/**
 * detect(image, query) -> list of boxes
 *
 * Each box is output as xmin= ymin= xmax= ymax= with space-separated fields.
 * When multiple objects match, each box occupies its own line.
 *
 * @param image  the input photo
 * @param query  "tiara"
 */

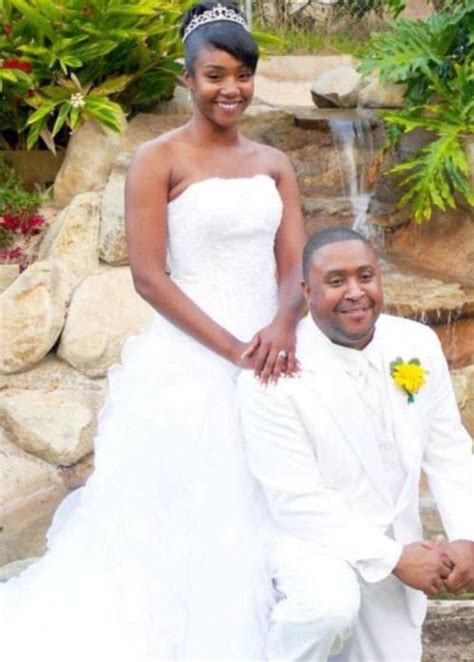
xmin=182 ymin=4 xmax=249 ymax=42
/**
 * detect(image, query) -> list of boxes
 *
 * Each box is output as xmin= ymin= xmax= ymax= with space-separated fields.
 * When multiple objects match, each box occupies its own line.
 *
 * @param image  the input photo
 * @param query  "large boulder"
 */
xmin=450 ymin=365 xmax=474 ymax=440
xmin=54 ymin=117 xmax=127 ymax=207
xmin=0 ymin=260 xmax=73 ymax=374
xmin=99 ymin=170 xmax=127 ymax=265
xmin=434 ymin=318 xmax=474 ymax=370
xmin=37 ymin=191 xmax=101 ymax=282
xmin=0 ymin=354 xmax=107 ymax=410
xmin=422 ymin=600 xmax=474 ymax=662
xmin=58 ymin=267 xmax=154 ymax=377
xmin=358 ymin=72 xmax=405 ymax=109
xmin=0 ymin=435 xmax=66 ymax=565
xmin=0 ymin=264 xmax=19 ymax=294
xmin=0 ymin=390 xmax=95 ymax=466
xmin=311 ymin=65 xmax=363 ymax=108
xmin=385 ymin=207 xmax=474 ymax=287
xmin=382 ymin=271 xmax=474 ymax=324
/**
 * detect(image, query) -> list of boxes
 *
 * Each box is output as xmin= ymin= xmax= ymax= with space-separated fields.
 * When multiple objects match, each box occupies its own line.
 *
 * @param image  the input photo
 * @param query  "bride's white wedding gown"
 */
xmin=0 ymin=175 xmax=282 ymax=661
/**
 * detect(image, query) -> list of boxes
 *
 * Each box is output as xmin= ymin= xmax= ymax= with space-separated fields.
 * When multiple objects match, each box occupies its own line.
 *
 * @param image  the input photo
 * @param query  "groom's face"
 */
xmin=303 ymin=239 xmax=383 ymax=350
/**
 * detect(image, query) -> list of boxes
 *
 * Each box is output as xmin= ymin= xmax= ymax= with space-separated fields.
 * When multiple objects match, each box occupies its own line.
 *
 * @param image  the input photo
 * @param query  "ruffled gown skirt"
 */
xmin=0 ymin=175 xmax=283 ymax=660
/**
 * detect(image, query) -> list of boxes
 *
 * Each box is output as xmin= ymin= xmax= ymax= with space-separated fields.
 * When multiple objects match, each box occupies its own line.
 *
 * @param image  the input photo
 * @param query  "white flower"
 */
xmin=70 ymin=92 xmax=85 ymax=109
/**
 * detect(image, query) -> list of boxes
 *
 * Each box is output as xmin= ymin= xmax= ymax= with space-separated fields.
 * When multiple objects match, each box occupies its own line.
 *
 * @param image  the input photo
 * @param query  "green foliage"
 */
xmin=0 ymin=156 xmax=45 ymax=263
xmin=0 ymin=0 xmax=191 ymax=151
xmin=359 ymin=1 xmax=474 ymax=222
xmin=335 ymin=0 xmax=406 ymax=20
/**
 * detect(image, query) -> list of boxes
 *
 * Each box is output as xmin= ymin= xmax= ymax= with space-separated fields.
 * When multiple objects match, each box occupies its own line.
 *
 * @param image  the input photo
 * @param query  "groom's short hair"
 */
xmin=302 ymin=228 xmax=373 ymax=280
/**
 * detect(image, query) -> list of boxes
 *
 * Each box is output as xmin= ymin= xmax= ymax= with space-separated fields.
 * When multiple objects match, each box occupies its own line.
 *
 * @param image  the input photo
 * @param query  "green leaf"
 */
xmin=90 ymin=75 xmax=133 ymax=97
xmin=51 ymin=102 xmax=70 ymax=137
xmin=26 ymin=101 xmax=55 ymax=125
xmin=26 ymin=112 xmax=48 ymax=149
xmin=11 ymin=0 xmax=55 ymax=39
xmin=59 ymin=55 xmax=83 ymax=68
xmin=0 ymin=69 xmax=19 ymax=83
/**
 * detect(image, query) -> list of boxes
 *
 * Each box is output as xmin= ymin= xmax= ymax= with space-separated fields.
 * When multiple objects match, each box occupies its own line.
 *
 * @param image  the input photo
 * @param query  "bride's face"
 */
xmin=185 ymin=45 xmax=254 ymax=127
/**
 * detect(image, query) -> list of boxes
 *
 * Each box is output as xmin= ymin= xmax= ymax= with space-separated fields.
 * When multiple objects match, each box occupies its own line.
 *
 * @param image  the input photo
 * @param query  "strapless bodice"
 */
xmin=165 ymin=174 xmax=283 ymax=338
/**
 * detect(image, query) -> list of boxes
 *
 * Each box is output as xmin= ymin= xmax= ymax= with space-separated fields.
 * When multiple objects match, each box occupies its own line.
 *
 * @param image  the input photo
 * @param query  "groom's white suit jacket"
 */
xmin=238 ymin=314 xmax=473 ymax=626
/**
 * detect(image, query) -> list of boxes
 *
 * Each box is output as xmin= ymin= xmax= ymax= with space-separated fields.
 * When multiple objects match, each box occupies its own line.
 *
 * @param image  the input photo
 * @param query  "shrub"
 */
xmin=359 ymin=0 xmax=474 ymax=222
xmin=0 ymin=0 xmax=191 ymax=152
xmin=0 ymin=157 xmax=45 ymax=265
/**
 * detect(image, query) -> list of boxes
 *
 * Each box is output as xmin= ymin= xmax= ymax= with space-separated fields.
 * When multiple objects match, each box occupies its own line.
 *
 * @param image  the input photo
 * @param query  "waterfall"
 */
xmin=328 ymin=117 xmax=376 ymax=239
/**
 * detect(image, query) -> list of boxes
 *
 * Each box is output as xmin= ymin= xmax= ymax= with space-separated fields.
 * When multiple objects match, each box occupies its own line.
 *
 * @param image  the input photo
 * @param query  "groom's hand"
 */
xmin=393 ymin=542 xmax=454 ymax=596
xmin=442 ymin=540 xmax=474 ymax=594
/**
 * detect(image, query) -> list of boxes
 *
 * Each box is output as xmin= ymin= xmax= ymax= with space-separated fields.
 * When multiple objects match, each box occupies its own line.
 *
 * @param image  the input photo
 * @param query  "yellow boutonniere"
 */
xmin=390 ymin=357 xmax=427 ymax=404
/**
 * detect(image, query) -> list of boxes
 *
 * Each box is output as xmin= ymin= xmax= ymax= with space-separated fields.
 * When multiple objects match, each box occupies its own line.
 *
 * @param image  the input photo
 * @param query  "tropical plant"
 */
xmin=0 ymin=0 xmax=191 ymax=152
xmin=359 ymin=0 xmax=474 ymax=222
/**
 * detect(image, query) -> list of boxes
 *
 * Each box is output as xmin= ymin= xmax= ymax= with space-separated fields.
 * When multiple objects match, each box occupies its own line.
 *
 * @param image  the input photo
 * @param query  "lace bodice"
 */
xmin=166 ymin=175 xmax=282 ymax=338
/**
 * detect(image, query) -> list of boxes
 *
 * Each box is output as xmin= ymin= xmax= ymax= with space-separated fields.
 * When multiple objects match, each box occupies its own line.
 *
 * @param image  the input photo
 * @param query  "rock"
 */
xmin=434 ymin=318 xmax=474 ymax=370
xmin=311 ymin=65 xmax=363 ymax=108
xmin=123 ymin=113 xmax=189 ymax=156
xmin=450 ymin=365 xmax=474 ymax=440
xmin=0 ymin=435 xmax=67 ymax=565
xmin=0 ymin=354 xmax=107 ymax=410
xmin=0 ymin=556 xmax=39 ymax=582
xmin=0 ymin=260 xmax=73 ymax=374
xmin=0 ymin=264 xmax=20 ymax=293
xmin=382 ymin=269 xmax=474 ymax=324
xmin=422 ymin=600 xmax=474 ymax=661
xmin=385 ymin=207 xmax=474 ymax=288
xmin=58 ymin=267 xmax=154 ymax=377
xmin=0 ymin=390 xmax=95 ymax=466
xmin=302 ymin=196 xmax=355 ymax=236
xmin=54 ymin=116 xmax=127 ymax=207
xmin=358 ymin=72 xmax=405 ymax=108
xmin=99 ymin=170 xmax=127 ymax=265
xmin=37 ymin=192 xmax=101 ymax=281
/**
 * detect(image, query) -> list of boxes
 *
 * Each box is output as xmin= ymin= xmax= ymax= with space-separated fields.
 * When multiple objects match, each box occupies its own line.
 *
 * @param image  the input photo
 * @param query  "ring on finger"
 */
xmin=277 ymin=350 xmax=288 ymax=360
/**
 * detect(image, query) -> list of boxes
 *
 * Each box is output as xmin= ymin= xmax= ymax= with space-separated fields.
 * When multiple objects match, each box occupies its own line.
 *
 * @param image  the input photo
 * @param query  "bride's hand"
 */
xmin=241 ymin=318 xmax=298 ymax=385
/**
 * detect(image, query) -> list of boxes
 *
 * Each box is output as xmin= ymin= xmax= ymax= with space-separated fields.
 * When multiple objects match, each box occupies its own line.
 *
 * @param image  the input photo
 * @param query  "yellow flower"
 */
xmin=390 ymin=357 xmax=427 ymax=404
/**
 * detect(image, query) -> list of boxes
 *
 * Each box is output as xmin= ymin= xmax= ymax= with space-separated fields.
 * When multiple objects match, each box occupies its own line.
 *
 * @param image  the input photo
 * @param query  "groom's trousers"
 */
xmin=267 ymin=542 xmax=422 ymax=662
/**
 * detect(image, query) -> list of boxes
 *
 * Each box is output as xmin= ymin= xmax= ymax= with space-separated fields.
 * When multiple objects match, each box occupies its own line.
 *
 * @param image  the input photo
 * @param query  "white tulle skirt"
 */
xmin=0 ymin=313 xmax=274 ymax=661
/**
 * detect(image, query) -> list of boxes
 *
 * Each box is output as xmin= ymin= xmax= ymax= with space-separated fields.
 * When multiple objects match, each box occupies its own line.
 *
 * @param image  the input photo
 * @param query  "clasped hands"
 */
xmin=393 ymin=538 xmax=474 ymax=597
xmin=233 ymin=316 xmax=299 ymax=384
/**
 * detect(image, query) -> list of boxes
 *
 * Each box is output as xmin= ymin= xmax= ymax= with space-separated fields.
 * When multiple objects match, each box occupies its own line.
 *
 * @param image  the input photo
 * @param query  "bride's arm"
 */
xmin=125 ymin=140 xmax=251 ymax=367
xmin=245 ymin=151 xmax=307 ymax=384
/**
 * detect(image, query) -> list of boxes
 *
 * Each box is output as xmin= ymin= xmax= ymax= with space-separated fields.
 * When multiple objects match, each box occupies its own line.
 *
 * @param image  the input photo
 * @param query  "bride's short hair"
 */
xmin=180 ymin=1 xmax=259 ymax=74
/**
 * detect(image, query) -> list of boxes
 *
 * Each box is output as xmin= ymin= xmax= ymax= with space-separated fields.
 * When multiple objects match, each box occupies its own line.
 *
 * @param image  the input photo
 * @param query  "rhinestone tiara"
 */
xmin=182 ymin=4 xmax=249 ymax=42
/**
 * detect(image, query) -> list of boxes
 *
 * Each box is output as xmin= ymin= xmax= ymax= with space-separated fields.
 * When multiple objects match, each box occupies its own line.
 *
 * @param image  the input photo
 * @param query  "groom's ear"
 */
xmin=301 ymin=280 xmax=310 ymax=303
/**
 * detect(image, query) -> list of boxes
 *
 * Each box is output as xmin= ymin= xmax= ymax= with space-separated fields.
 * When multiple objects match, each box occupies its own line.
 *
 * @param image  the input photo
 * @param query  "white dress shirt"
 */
xmin=331 ymin=334 xmax=407 ymax=506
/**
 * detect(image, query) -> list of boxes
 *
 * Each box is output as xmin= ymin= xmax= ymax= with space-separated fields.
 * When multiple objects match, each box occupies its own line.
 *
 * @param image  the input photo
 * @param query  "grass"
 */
xmin=257 ymin=22 xmax=368 ymax=58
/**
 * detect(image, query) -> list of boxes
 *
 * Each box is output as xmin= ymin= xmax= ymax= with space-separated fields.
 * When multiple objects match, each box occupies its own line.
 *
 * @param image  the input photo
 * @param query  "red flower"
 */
xmin=4 ymin=24 xmax=13 ymax=38
xmin=0 ymin=246 xmax=23 ymax=262
xmin=2 ymin=59 xmax=33 ymax=74
xmin=0 ymin=214 xmax=22 ymax=232
xmin=20 ymin=213 xmax=45 ymax=235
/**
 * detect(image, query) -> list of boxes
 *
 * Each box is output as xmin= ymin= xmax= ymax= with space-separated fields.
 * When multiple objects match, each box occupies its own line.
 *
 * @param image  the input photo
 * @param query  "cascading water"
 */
xmin=328 ymin=117 xmax=376 ymax=239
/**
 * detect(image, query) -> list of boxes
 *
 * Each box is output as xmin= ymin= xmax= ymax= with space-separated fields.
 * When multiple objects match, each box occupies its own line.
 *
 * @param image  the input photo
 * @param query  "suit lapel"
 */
xmin=296 ymin=316 xmax=393 ymax=506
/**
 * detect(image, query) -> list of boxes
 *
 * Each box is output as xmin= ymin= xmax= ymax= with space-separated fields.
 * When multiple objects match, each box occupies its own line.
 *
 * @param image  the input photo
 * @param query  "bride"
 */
xmin=0 ymin=2 xmax=306 ymax=659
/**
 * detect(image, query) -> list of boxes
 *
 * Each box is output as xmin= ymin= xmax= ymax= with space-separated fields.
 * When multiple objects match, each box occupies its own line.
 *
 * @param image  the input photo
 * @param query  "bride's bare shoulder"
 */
xmin=127 ymin=126 xmax=192 ymax=183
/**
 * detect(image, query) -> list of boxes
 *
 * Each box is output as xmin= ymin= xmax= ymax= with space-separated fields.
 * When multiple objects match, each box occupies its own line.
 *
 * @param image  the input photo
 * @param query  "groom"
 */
xmin=238 ymin=228 xmax=473 ymax=661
